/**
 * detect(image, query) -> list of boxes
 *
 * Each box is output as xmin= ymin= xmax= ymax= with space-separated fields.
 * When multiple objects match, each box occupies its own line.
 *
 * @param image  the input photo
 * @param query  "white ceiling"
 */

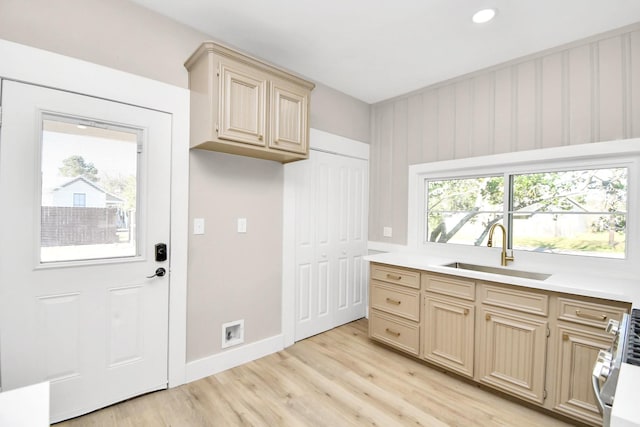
xmin=131 ymin=0 xmax=640 ymax=104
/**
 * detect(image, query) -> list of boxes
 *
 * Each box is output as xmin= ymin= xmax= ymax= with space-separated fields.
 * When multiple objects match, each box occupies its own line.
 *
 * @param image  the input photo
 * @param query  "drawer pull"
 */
xmin=485 ymin=313 xmax=491 ymax=321
xmin=385 ymin=328 xmax=401 ymax=337
xmin=563 ymin=333 xmax=569 ymax=341
xmin=463 ymin=308 xmax=469 ymax=315
xmin=575 ymin=309 xmax=607 ymax=321
xmin=385 ymin=297 xmax=401 ymax=305
xmin=386 ymin=273 xmax=402 ymax=280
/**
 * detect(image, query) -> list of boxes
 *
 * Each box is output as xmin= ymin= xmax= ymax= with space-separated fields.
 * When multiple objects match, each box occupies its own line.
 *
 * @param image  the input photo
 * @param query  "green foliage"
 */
xmin=101 ymin=174 xmax=137 ymax=211
xmin=59 ymin=155 xmax=99 ymax=182
xmin=426 ymin=168 xmax=628 ymax=254
xmin=515 ymin=234 xmax=625 ymax=254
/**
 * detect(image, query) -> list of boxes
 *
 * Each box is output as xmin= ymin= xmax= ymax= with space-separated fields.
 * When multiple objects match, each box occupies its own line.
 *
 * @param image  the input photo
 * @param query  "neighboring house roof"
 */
xmin=53 ymin=176 xmax=125 ymax=204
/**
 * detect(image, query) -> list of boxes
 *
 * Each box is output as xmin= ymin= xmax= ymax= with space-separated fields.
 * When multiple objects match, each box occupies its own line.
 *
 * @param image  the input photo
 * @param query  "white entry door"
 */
xmin=290 ymin=149 xmax=368 ymax=341
xmin=0 ymin=80 xmax=171 ymax=423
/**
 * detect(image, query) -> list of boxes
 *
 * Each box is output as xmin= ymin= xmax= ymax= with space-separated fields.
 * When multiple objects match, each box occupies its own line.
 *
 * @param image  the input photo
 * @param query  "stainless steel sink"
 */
xmin=441 ymin=262 xmax=551 ymax=281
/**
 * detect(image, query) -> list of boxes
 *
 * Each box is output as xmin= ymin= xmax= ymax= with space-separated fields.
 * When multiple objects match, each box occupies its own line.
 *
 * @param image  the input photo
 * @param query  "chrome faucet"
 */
xmin=487 ymin=223 xmax=514 ymax=266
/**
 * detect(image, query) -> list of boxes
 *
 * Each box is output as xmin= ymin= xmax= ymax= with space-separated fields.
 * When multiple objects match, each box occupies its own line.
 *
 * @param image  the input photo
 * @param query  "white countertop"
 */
xmin=612 ymin=363 xmax=640 ymax=427
xmin=364 ymin=252 xmax=640 ymax=307
xmin=0 ymin=382 xmax=49 ymax=427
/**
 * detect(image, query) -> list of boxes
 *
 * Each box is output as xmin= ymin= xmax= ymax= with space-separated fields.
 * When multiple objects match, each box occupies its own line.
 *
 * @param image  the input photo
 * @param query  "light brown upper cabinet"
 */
xmin=185 ymin=42 xmax=314 ymax=163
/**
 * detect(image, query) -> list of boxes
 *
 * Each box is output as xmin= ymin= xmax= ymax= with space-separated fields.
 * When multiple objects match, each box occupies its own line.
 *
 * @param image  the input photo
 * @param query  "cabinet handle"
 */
xmin=463 ymin=308 xmax=469 ymax=315
xmin=485 ymin=313 xmax=491 ymax=321
xmin=385 ymin=297 xmax=401 ymax=305
xmin=575 ymin=309 xmax=607 ymax=321
xmin=562 ymin=333 xmax=569 ymax=341
xmin=385 ymin=328 xmax=401 ymax=337
xmin=386 ymin=274 xmax=402 ymax=280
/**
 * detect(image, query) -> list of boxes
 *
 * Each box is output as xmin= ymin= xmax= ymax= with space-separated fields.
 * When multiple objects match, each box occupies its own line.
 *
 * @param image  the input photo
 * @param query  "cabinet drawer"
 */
xmin=369 ymin=309 xmax=419 ymax=356
xmin=371 ymin=263 xmax=420 ymax=289
xmin=422 ymin=273 xmax=475 ymax=301
xmin=480 ymin=283 xmax=548 ymax=316
xmin=557 ymin=297 xmax=628 ymax=329
xmin=371 ymin=281 xmax=420 ymax=321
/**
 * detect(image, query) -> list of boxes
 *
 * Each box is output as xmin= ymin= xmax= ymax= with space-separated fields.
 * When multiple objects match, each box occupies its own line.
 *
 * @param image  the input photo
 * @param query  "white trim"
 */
xmin=407 ymin=138 xmax=640 ymax=279
xmin=282 ymin=165 xmax=297 ymax=348
xmin=0 ymin=39 xmax=189 ymax=387
xmin=185 ymin=334 xmax=283 ymax=383
xmin=282 ymin=128 xmax=370 ymax=348
xmin=310 ymin=128 xmax=370 ymax=160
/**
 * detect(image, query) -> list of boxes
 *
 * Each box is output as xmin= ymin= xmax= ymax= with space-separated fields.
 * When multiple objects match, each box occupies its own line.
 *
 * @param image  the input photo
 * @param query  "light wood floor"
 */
xmin=57 ymin=319 xmax=576 ymax=427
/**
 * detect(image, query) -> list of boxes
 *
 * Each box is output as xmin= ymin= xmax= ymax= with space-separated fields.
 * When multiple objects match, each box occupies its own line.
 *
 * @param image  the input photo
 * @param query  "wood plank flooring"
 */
xmin=56 ymin=319 xmax=575 ymax=426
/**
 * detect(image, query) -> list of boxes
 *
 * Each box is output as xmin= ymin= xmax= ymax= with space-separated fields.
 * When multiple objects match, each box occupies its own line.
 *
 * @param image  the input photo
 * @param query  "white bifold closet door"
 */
xmin=291 ymin=149 xmax=368 ymax=341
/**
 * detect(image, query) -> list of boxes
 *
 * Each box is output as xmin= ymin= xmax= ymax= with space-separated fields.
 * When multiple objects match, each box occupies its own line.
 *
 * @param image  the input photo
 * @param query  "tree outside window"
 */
xmin=425 ymin=167 xmax=627 ymax=258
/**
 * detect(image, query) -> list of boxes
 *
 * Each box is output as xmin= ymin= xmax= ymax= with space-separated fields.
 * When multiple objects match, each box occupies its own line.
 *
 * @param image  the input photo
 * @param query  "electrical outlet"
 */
xmin=383 ymin=226 xmax=393 ymax=238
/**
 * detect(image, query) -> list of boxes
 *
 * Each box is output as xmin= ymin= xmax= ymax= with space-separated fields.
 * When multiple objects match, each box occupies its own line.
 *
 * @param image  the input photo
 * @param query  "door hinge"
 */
xmin=543 ymin=389 xmax=548 ymax=400
xmin=0 ymin=106 xmax=3 ymax=127
xmin=546 ymin=326 xmax=550 ymax=338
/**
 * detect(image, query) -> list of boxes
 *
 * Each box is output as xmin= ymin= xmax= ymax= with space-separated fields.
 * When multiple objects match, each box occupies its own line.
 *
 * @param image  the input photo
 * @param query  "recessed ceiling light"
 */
xmin=472 ymin=8 xmax=497 ymax=24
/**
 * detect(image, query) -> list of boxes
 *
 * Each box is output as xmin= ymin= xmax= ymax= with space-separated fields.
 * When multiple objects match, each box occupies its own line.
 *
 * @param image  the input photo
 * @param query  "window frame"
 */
xmin=423 ymin=165 xmax=629 ymax=258
xmin=72 ymin=192 xmax=87 ymax=207
xmin=408 ymin=140 xmax=640 ymax=275
xmin=38 ymin=112 xmax=144 ymax=266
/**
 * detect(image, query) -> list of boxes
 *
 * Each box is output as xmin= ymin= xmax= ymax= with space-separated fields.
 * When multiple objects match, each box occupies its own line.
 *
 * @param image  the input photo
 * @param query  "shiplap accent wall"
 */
xmin=370 ymin=23 xmax=640 ymax=245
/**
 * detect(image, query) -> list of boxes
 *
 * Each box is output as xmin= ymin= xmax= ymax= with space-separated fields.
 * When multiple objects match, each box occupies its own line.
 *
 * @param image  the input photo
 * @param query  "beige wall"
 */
xmin=312 ymin=82 xmax=370 ymax=143
xmin=187 ymin=151 xmax=283 ymax=360
xmin=0 ymin=0 xmax=370 ymax=362
xmin=0 ymin=0 xmax=207 ymax=88
xmin=0 ymin=0 xmax=370 ymax=143
xmin=369 ymin=23 xmax=640 ymax=245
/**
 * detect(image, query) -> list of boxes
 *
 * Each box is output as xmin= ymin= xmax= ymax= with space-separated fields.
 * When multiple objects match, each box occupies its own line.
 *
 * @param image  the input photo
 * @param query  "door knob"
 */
xmin=147 ymin=267 xmax=166 ymax=278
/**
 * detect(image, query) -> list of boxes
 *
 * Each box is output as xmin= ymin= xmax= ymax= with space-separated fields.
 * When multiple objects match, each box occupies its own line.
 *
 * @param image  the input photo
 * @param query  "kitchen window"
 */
xmin=421 ymin=161 xmax=631 ymax=260
xmin=426 ymin=175 xmax=504 ymax=246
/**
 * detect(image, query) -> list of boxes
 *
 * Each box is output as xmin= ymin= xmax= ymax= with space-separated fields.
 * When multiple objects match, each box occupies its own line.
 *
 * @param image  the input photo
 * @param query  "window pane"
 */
xmin=40 ymin=117 xmax=139 ymax=263
xmin=510 ymin=168 xmax=627 ymax=258
xmin=426 ymin=176 xmax=503 ymax=245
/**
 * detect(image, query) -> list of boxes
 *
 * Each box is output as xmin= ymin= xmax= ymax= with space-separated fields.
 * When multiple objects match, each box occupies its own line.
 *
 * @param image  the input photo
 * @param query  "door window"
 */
xmin=40 ymin=115 xmax=141 ymax=263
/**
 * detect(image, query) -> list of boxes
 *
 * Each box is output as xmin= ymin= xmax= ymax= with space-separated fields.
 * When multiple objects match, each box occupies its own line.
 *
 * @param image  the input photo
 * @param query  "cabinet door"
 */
xmin=423 ymin=294 xmax=474 ymax=377
xmin=553 ymin=325 xmax=611 ymax=426
xmin=269 ymin=80 xmax=308 ymax=154
xmin=477 ymin=308 xmax=548 ymax=404
xmin=218 ymin=60 xmax=267 ymax=146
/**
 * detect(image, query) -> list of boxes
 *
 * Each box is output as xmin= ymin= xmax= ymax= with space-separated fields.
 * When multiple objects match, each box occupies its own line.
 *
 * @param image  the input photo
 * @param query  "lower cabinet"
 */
xmin=477 ymin=307 xmax=549 ymax=405
xmin=422 ymin=294 xmax=475 ymax=377
xmin=368 ymin=264 xmax=631 ymax=426
xmin=552 ymin=324 xmax=612 ymax=426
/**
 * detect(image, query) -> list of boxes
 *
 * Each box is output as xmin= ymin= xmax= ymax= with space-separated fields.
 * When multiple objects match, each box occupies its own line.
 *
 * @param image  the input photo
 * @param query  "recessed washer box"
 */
xmin=221 ymin=319 xmax=244 ymax=349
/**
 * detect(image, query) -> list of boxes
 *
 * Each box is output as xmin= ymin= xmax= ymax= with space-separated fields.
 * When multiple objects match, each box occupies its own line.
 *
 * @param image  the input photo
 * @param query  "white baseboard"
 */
xmin=185 ymin=334 xmax=283 ymax=383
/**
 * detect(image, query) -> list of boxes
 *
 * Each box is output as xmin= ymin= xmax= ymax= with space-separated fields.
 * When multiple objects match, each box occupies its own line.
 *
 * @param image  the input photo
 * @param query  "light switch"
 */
xmin=383 ymin=226 xmax=393 ymax=238
xmin=237 ymin=217 xmax=247 ymax=233
xmin=193 ymin=218 xmax=205 ymax=235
